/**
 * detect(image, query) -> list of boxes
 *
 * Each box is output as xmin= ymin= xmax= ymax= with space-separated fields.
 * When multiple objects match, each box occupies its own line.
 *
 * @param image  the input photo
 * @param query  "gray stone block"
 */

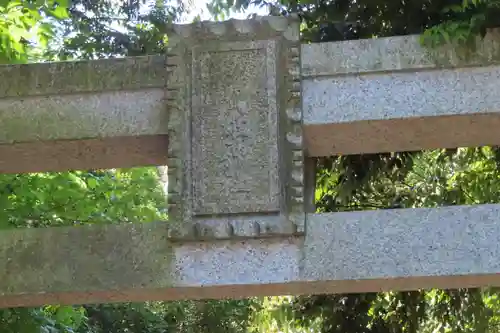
xmin=301 ymin=29 xmax=500 ymax=77
xmin=2 ymin=205 xmax=500 ymax=308
xmin=165 ymin=16 xmax=305 ymax=240
xmin=0 ymin=90 xmax=167 ymax=144
xmin=304 ymin=205 xmax=500 ymax=281
xmin=0 ymin=56 xmax=165 ymax=98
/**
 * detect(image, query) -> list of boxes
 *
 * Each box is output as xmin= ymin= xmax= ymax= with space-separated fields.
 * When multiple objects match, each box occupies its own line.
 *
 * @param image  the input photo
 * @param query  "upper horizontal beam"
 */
xmin=302 ymin=29 xmax=500 ymax=155
xmin=1 ymin=204 xmax=500 ymax=308
xmin=0 ymin=56 xmax=169 ymax=173
xmin=0 ymin=56 xmax=165 ymax=98
xmin=2 ymin=28 xmax=500 ymax=173
xmin=304 ymin=65 xmax=500 ymax=155
xmin=301 ymin=29 xmax=500 ymax=77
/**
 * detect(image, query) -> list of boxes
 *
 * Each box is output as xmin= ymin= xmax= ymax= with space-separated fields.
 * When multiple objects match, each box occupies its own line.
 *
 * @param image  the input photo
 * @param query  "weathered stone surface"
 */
xmin=0 ymin=56 xmax=165 ymax=98
xmin=305 ymin=65 xmax=500 ymax=125
xmin=192 ymin=44 xmax=279 ymax=215
xmin=166 ymin=16 xmax=305 ymax=240
xmin=3 ymin=26 xmax=500 ymax=163
xmin=302 ymin=63 xmax=500 ymax=156
xmin=0 ymin=89 xmax=167 ymax=144
xmin=303 ymin=205 xmax=500 ymax=282
xmin=0 ymin=222 xmax=174 ymax=295
xmin=3 ymin=205 xmax=500 ymax=307
xmin=175 ymin=236 xmax=301 ymax=286
xmin=302 ymin=28 xmax=500 ymax=77
xmin=301 ymin=28 xmax=500 ymax=155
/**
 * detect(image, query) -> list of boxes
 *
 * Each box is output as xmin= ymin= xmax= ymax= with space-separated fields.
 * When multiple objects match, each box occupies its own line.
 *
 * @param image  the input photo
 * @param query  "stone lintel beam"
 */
xmin=302 ymin=29 xmax=500 ymax=156
xmin=0 ymin=55 xmax=168 ymax=173
xmin=1 ymin=204 xmax=500 ymax=308
xmin=3 ymin=30 xmax=500 ymax=174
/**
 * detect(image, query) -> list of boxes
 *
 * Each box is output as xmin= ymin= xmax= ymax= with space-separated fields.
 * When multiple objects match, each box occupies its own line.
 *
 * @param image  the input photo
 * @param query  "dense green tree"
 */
xmin=0 ymin=0 xmax=70 ymax=63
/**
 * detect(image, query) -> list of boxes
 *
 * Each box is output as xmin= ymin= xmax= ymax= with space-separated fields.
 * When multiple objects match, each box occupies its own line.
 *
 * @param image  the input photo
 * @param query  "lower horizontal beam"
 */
xmin=1 ymin=275 xmax=498 ymax=309
xmin=1 ymin=204 xmax=500 ymax=308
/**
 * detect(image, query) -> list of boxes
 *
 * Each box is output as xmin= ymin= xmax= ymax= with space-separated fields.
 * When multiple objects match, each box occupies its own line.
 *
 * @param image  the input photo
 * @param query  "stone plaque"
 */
xmin=166 ymin=16 xmax=304 ymax=240
xmin=192 ymin=43 xmax=279 ymax=215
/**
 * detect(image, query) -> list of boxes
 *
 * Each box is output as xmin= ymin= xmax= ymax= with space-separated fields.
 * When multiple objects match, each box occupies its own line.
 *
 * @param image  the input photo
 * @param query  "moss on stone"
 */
xmin=0 ymin=222 xmax=175 ymax=295
xmin=0 ymin=56 xmax=165 ymax=98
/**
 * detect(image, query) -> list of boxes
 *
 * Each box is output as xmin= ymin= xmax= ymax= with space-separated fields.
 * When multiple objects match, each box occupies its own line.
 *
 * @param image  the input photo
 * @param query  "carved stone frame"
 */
xmin=166 ymin=16 xmax=304 ymax=240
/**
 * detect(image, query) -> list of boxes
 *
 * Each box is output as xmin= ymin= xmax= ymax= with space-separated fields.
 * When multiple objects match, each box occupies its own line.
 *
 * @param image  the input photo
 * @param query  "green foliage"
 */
xmin=0 ymin=0 xmax=69 ymax=63
xmin=420 ymin=0 xmax=500 ymax=48
xmin=209 ymin=0 xmax=500 ymax=47
xmin=0 ymin=168 xmax=167 ymax=230
xmin=47 ymin=0 xmax=186 ymax=60
xmin=77 ymin=299 xmax=259 ymax=333
xmin=0 ymin=306 xmax=85 ymax=333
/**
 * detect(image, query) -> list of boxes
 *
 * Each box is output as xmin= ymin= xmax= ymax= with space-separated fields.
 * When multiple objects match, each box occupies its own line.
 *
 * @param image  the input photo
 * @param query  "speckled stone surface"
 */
xmin=0 ymin=89 xmax=167 ymax=144
xmin=300 ymin=29 xmax=500 ymax=156
xmin=304 ymin=65 xmax=500 ymax=125
xmin=192 ymin=44 xmax=280 ymax=215
xmin=3 ymin=205 xmax=500 ymax=308
xmin=303 ymin=205 xmax=500 ymax=281
xmin=2 ymin=26 xmax=500 ymax=158
xmin=302 ymin=29 xmax=500 ymax=77
xmin=175 ymin=237 xmax=301 ymax=286
xmin=0 ymin=222 xmax=174 ymax=295
xmin=0 ymin=56 xmax=165 ymax=98
xmin=165 ymin=16 xmax=305 ymax=240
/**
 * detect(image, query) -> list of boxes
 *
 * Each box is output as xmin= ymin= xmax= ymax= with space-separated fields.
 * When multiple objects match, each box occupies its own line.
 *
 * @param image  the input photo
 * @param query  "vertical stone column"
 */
xmin=165 ymin=16 xmax=304 ymax=240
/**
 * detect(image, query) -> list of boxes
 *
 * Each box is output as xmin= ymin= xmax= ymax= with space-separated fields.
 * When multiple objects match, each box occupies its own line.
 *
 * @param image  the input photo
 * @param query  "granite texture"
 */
xmin=0 ymin=89 xmax=167 ymax=144
xmin=168 ymin=215 xmax=300 ymax=240
xmin=300 ymin=28 xmax=500 ymax=156
xmin=0 ymin=222 xmax=174 ymax=295
xmin=3 ymin=205 xmax=500 ymax=308
xmin=0 ymin=56 xmax=165 ymax=98
xmin=303 ymin=65 xmax=500 ymax=125
xmin=165 ymin=15 xmax=305 ymax=240
xmin=2 ymin=24 xmax=500 ymax=163
xmin=175 ymin=237 xmax=301 ymax=286
xmin=301 ymin=29 xmax=500 ymax=77
xmin=303 ymin=205 xmax=500 ymax=281
xmin=192 ymin=45 xmax=280 ymax=215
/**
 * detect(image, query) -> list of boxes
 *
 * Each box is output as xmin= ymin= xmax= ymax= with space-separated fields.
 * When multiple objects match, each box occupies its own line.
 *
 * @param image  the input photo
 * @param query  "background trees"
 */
xmin=1 ymin=0 xmax=500 ymax=331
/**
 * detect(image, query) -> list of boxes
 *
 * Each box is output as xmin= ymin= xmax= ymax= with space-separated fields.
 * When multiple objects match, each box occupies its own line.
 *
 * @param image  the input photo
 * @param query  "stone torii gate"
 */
xmin=2 ymin=15 xmax=500 ymax=308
